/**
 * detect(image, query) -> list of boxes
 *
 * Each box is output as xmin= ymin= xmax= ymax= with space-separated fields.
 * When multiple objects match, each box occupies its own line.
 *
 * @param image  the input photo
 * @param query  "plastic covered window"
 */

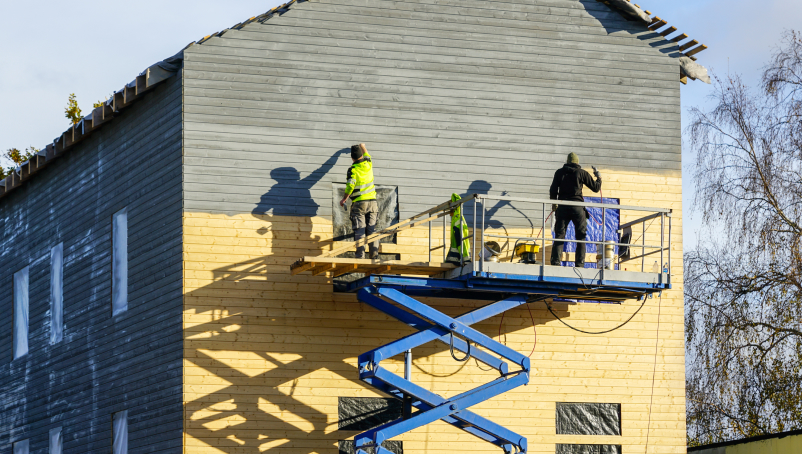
xmin=13 ymin=266 xmax=29 ymax=359
xmin=49 ymin=427 xmax=62 ymax=454
xmin=113 ymin=410 xmax=128 ymax=454
xmin=556 ymin=402 xmax=621 ymax=436
xmin=51 ymin=243 xmax=64 ymax=344
xmin=556 ymin=444 xmax=621 ymax=454
xmin=112 ymin=208 xmax=128 ymax=316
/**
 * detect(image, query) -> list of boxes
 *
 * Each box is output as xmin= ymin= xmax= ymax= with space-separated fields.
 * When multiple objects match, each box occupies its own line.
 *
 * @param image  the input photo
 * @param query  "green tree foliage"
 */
xmin=685 ymin=30 xmax=802 ymax=446
xmin=0 ymin=147 xmax=39 ymax=180
xmin=93 ymin=94 xmax=113 ymax=109
xmin=65 ymin=93 xmax=82 ymax=125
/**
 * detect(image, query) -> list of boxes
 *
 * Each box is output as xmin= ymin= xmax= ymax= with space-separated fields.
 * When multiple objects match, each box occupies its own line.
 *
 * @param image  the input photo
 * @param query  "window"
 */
xmin=13 ymin=266 xmax=29 ymax=359
xmin=49 ymin=427 xmax=62 ymax=454
xmin=556 ymin=445 xmax=621 ymax=454
xmin=338 ymin=397 xmax=403 ymax=453
xmin=556 ymin=402 xmax=621 ymax=436
xmin=51 ymin=243 xmax=64 ymax=344
xmin=113 ymin=410 xmax=128 ymax=454
xmin=13 ymin=439 xmax=29 ymax=454
xmin=112 ymin=208 xmax=128 ymax=316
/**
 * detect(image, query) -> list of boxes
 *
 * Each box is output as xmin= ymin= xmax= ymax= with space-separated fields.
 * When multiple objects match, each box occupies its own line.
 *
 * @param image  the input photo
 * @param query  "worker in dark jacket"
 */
xmin=549 ymin=153 xmax=602 ymax=267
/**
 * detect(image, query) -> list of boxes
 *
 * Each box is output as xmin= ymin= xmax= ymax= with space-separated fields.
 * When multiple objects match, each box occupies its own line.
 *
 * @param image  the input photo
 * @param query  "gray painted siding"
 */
xmin=0 ymin=75 xmax=184 ymax=452
xmin=182 ymin=0 xmax=681 ymax=222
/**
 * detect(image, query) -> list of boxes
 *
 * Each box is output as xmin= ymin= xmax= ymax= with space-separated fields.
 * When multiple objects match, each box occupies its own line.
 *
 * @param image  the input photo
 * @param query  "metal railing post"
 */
xmin=601 ymin=204 xmax=606 ymax=282
xmin=668 ymin=214 xmax=671 ymax=282
xmin=481 ymin=198 xmax=486 ymax=273
xmin=443 ymin=215 xmax=447 ymax=262
xmin=660 ymin=213 xmax=665 ymax=280
xmin=642 ymin=221 xmax=646 ymax=272
xmin=541 ymin=203 xmax=546 ymax=267
xmin=473 ymin=198 xmax=477 ymax=273
xmin=428 ymin=220 xmax=432 ymax=263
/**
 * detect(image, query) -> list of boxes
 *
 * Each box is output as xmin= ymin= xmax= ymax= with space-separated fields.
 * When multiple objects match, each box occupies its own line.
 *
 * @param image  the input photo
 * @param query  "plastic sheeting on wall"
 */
xmin=112 ymin=208 xmax=128 ymax=316
xmin=13 ymin=266 xmax=29 ymax=359
xmin=12 ymin=439 xmax=29 ymax=454
xmin=555 ymin=197 xmax=620 ymax=265
xmin=338 ymin=440 xmax=403 ymax=454
xmin=556 ymin=402 xmax=622 ymax=436
xmin=332 ymin=185 xmax=400 ymax=243
xmin=556 ymin=444 xmax=622 ymax=454
xmin=338 ymin=397 xmax=403 ymax=431
xmin=113 ymin=411 xmax=128 ymax=454
xmin=50 ymin=243 xmax=64 ymax=344
xmin=49 ymin=427 xmax=62 ymax=454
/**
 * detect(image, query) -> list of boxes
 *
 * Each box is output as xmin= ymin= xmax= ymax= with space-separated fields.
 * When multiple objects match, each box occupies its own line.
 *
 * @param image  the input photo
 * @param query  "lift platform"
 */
xmin=290 ymin=195 xmax=672 ymax=454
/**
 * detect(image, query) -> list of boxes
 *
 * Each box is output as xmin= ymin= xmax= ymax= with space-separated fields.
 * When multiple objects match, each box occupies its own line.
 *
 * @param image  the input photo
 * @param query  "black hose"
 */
xmin=449 ymin=332 xmax=472 ymax=362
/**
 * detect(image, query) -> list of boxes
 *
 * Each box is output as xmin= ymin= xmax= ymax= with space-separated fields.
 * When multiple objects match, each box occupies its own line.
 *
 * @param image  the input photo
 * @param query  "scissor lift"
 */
xmin=291 ymin=195 xmax=672 ymax=454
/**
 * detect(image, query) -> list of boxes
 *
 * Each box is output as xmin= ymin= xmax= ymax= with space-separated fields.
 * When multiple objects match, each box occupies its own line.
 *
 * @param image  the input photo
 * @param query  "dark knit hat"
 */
xmin=567 ymin=153 xmax=579 ymax=164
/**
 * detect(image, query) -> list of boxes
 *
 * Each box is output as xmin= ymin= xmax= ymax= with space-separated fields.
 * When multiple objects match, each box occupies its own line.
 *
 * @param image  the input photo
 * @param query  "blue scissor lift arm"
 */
xmin=349 ymin=270 xmax=667 ymax=454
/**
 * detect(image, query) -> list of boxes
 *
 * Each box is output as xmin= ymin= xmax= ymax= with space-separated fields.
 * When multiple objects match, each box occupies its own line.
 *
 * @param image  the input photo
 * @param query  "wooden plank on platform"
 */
xmin=332 ymin=264 xmax=358 ymax=277
xmin=291 ymin=261 xmax=316 ymax=275
xmin=312 ymin=264 xmax=336 ymax=276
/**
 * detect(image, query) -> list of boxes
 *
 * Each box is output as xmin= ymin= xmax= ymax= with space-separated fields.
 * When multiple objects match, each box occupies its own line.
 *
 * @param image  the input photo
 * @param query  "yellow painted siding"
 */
xmin=182 ymin=171 xmax=685 ymax=453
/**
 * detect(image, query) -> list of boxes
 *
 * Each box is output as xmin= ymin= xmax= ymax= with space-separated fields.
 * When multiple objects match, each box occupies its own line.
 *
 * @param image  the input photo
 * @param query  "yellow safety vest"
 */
xmin=447 ymin=193 xmax=471 ymax=262
xmin=346 ymin=152 xmax=376 ymax=202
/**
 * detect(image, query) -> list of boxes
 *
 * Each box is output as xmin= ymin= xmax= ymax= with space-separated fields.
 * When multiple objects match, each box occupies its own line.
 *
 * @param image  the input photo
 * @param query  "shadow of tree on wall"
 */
xmin=182 ymin=216 xmax=573 ymax=452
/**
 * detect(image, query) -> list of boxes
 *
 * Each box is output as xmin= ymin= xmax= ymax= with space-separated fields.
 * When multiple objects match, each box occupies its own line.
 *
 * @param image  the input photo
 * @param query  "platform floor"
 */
xmin=290 ymin=256 xmax=456 ymax=277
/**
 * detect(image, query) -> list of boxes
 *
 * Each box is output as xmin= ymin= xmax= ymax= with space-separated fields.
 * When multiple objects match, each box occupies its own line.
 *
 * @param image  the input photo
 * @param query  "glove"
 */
xmin=551 ymin=204 xmax=558 ymax=212
xmin=592 ymin=166 xmax=601 ymax=179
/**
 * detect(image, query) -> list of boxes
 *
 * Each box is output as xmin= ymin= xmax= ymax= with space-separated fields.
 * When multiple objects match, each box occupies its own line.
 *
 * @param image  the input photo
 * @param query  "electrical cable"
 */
xmin=545 ymin=295 xmax=650 ymax=335
xmin=631 ymin=217 xmax=657 ymax=247
xmin=534 ymin=211 xmax=554 ymax=245
xmin=644 ymin=292 xmax=664 ymax=453
xmin=573 ymin=266 xmax=602 ymax=291
xmin=449 ymin=332 xmax=471 ymax=362
xmin=525 ymin=303 xmax=537 ymax=358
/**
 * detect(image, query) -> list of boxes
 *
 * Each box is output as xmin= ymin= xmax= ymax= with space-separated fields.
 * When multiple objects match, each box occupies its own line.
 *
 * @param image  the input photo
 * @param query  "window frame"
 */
xmin=111 ymin=207 xmax=128 ymax=316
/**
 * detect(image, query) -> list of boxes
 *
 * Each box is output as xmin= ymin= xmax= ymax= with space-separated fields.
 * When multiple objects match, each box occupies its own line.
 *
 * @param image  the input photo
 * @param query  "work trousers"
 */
xmin=550 ymin=205 xmax=589 ymax=267
xmin=351 ymin=200 xmax=379 ymax=259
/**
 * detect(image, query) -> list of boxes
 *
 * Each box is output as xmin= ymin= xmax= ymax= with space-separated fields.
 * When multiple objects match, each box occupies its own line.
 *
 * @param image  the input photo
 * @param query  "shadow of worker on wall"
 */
xmin=252 ymin=148 xmax=349 ymax=218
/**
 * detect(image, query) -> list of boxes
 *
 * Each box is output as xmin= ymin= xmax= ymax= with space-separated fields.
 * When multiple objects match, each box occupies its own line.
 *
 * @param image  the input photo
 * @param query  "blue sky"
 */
xmin=1 ymin=0 xmax=800 ymax=251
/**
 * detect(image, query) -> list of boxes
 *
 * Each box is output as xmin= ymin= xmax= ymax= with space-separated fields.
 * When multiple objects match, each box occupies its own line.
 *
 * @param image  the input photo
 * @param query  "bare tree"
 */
xmin=685 ymin=30 xmax=802 ymax=446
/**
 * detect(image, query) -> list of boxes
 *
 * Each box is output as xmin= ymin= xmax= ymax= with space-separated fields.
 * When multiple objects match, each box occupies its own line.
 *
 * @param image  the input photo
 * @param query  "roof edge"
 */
xmin=0 ymin=0 xmax=306 ymax=202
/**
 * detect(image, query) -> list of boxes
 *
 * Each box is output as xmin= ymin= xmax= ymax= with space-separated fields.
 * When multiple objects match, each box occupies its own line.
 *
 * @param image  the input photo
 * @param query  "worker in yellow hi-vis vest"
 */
xmin=339 ymin=143 xmax=379 ymax=259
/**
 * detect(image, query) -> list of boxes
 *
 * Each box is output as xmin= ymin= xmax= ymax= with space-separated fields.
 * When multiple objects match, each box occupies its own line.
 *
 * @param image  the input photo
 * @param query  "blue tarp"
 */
xmin=554 ymin=197 xmax=620 ymax=268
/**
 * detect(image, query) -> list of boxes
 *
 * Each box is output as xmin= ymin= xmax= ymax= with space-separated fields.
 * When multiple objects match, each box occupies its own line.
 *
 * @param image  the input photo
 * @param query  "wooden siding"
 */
xmin=181 ymin=0 xmax=685 ymax=453
xmin=182 ymin=0 xmax=681 ymax=221
xmin=0 ymin=75 xmax=184 ymax=452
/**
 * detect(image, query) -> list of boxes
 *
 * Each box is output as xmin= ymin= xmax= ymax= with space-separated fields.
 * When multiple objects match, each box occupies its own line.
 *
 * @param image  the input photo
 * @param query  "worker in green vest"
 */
xmin=446 ymin=193 xmax=471 ymax=264
xmin=339 ymin=143 xmax=379 ymax=259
